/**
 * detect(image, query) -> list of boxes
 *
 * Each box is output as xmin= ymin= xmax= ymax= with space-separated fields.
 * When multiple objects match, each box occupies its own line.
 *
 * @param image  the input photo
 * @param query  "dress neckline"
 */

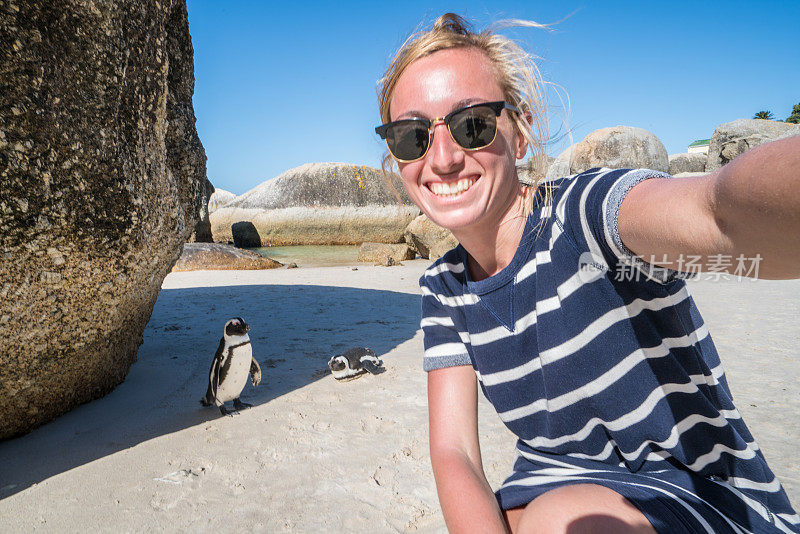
xmin=461 ymin=210 xmax=540 ymax=295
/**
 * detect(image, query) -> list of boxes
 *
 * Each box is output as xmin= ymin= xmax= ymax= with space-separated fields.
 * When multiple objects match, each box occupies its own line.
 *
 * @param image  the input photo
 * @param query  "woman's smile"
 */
xmin=426 ymin=176 xmax=478 ymax=199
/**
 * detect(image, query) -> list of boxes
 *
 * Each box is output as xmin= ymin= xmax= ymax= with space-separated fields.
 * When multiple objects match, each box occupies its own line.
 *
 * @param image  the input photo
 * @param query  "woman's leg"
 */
xmin=508 ymin=484 xmax=657 ymax=534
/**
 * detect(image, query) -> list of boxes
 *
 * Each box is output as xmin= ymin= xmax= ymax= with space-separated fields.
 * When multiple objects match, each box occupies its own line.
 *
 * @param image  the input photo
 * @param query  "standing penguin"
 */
xmin=201 ymin=317 xmax=261 ymax=416
xmin=328 ymin=347 xmax=384 ymax=380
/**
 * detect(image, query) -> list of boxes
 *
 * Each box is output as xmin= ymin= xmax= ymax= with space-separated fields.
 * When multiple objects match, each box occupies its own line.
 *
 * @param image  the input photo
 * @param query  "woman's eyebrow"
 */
xmin=396 ymin=110 xmax=427 ymax=120
xmin=450 ymin=97 xmax=483 ymax=111
xmin=395 ymin=98 xmax=490 ymax=121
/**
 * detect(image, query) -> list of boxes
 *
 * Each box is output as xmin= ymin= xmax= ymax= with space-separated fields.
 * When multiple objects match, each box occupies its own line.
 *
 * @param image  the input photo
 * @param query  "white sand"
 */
xmin=0 ymin=261 xmax=797 ymax=531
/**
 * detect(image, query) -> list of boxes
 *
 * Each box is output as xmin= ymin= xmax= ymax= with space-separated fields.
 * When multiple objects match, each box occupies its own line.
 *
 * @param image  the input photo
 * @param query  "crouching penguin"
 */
xmin=328 ymin=347 xmax=384 ymax=380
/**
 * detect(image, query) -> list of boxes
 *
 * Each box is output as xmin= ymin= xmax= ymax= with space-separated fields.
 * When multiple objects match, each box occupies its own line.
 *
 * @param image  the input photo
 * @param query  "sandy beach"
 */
xmin=0 ymin=261 xmax=797 ymax=532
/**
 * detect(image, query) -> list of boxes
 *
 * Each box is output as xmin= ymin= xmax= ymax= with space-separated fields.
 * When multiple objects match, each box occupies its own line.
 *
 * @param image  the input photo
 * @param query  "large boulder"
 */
xmin=404 ymin=214 xmax=459 ymax=260
xmin=172 ymin=243 xmax=282 ymax=271
xmin=208 ymin=187 xmax=237 ymax=212
xmin=516 ymin=154 xmax=553 ymax=185
xmin=668 ymin=152 xmax=707 ymax=175
xmin=231 ymin=221 xmax=262 ymax=248
xmin=546 ymin=143 xmax=577 ymax=179
xmin=189 ymin=177 xmax=214 ymax=243
xmin=357 ymin=242 xmax=416 ymax=264
xmin=568 ymin=126 xmax=668 ymax=174
xmin=706 ymin=119 xmax=800 ymax=172
xmin=211 ymin=163 xmax=420 ymax=246
xmin=0 ymin=1 xmax=206 ymax=439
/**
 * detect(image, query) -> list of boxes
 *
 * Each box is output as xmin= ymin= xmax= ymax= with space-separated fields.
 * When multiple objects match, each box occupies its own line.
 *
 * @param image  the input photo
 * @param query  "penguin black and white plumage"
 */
xmin=328 ymin=347 xmax=384 ymax=380
xmin=201 ymin=317 xmax=261 ymax=416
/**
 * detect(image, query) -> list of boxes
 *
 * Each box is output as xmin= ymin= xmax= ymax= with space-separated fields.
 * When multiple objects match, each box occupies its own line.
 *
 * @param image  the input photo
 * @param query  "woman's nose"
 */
xmin=428 ymin=120 xmax=464 ymax=174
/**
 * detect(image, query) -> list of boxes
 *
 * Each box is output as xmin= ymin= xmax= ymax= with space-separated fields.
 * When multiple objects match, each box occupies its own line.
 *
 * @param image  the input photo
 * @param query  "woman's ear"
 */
xmin=514 ymin=111 xmax=533 ymax=160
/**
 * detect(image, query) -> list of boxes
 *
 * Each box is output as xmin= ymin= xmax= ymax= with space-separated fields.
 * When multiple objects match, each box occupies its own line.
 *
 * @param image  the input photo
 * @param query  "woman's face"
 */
xmin=389 ymin=47 xmax=526 ymax=234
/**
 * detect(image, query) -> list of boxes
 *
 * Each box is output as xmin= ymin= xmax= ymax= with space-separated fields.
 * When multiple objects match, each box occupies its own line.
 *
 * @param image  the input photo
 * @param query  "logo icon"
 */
xmin=577 ymin=252 xmax=607 ymax=283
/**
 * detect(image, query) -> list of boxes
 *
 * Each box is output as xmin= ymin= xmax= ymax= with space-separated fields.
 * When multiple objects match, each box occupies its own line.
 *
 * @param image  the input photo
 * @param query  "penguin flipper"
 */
xmin=360 ymin=359 xmax=385 ymax=375
xmin=203 ymin=337 xmax=225 ymax=406
xmin=250 ymin=357 xmax=262 ymax=387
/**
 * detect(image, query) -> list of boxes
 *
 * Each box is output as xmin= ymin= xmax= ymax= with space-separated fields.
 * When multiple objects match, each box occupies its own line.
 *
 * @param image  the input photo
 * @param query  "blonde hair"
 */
xmin=377 ymin=13 xmax=555 ymax=216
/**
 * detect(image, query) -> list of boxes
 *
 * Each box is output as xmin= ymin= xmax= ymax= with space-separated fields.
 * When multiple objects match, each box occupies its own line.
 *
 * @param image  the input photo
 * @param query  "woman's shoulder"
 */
xmin=544 ymin=167 xmax=672 ymax=231
xmin=544 ymin=168 xmax=687 ymax=285
xmin=549 ymin=167 xmax=672 ymax=197
xmin=418 ymin=246 xmax=468 ymax=294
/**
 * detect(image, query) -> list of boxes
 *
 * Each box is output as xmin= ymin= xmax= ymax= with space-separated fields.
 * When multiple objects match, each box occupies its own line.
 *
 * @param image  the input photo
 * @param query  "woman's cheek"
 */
xmin=398 ymin=164 xmax=424 ymax=202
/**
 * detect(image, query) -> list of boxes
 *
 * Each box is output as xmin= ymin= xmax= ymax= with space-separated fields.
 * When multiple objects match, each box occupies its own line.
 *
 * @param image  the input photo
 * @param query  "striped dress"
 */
xmin=420 ymin=168 xmax=799 ymax=533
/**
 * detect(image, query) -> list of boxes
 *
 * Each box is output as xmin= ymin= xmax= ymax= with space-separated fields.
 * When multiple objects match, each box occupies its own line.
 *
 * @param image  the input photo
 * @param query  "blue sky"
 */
xmin=187 ymin=1 xmax=800 ymax=194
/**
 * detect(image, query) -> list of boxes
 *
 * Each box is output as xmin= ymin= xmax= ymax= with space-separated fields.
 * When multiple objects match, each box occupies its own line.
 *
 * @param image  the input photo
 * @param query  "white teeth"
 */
xmin=429 ymin=178 xmax=475 ymax=197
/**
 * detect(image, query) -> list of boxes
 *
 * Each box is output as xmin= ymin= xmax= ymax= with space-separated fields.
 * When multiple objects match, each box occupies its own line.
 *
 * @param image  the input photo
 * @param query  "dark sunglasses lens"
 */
xmin=450 ymin=106 xmax=497 ymax=149
xmin=387 ymin=121 xmax=429 ymax=161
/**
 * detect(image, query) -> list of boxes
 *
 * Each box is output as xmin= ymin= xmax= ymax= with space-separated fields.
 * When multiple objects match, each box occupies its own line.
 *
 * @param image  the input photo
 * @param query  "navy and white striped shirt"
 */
xmin=420 ymin=168 xmax=798 ymax=533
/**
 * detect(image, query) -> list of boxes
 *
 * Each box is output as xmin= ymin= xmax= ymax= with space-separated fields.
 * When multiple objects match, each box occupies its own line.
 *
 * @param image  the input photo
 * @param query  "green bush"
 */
xmin=786 ymin=102 xmax=800 ymax=124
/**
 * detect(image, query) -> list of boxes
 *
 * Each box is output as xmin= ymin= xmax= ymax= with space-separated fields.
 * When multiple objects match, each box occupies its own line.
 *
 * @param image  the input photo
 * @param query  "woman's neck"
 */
xmin=453 ymin=186 xmax=529 ymax=282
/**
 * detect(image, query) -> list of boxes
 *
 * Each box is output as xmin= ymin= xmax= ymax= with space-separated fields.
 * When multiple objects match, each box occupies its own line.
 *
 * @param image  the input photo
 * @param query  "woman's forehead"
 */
xmin=390 ymin=48 xmax=503 ymax=119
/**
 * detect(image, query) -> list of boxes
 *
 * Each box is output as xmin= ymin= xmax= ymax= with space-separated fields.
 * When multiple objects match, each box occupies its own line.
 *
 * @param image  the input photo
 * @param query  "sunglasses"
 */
xmin=375 ymin=101 xmax=519 ymax=163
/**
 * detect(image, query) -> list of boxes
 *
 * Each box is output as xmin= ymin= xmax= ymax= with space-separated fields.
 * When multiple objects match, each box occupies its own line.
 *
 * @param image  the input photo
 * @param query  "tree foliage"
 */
xmin=786 ymin=102 xmax=800 ymax=124
xmin=753 ymin=110 xmax=774 ymax=120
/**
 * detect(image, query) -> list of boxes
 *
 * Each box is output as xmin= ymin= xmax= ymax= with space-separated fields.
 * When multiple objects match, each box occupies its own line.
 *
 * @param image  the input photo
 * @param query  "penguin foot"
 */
xmin=233 ymin=398 xmax=252 ymax=410
xmin=219 ymin=405 xmax=238 ymax=417
xmin=361 ymin=360 xmax=385 ymax=375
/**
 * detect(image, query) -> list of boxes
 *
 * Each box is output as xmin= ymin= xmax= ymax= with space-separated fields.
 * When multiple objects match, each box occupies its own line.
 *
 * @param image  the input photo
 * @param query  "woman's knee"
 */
xmin=514 ymin=484 xmax=656 ymax=534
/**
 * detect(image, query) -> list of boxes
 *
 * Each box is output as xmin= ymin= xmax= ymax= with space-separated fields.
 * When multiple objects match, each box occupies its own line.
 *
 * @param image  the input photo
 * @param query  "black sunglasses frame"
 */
xmin=375 ymin=100 xmax=519 ymax=163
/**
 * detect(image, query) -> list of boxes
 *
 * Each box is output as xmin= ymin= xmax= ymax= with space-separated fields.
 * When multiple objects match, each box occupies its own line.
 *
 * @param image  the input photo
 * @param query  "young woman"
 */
xmin=374 ymin=13 xmax=799 ymax=534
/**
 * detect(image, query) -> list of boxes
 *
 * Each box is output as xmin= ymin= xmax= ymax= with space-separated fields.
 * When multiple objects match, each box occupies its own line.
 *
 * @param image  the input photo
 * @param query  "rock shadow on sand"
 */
xmin=0 ymin=284 xmax=420 ymax=499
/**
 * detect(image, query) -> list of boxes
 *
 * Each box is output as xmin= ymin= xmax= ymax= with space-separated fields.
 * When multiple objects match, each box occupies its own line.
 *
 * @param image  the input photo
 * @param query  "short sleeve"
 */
xmin=558 ymin=168 xmax=694 ymax=284
xmin=419 ymin=284 xmax=472 ymax=372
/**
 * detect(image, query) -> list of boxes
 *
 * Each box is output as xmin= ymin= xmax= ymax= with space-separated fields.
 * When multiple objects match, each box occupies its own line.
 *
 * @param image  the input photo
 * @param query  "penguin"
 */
xmin=327 ymin=347 xmax=384 ymax=380
xmin=201 ymin=317 xmax=261 ymax=416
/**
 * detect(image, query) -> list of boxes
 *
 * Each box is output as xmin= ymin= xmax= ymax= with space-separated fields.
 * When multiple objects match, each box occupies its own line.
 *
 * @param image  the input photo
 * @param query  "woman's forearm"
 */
xmin=710 ymin=134 xmax=800 ymax=278
xmin=432 ymin=449 xmax=508 ymax=533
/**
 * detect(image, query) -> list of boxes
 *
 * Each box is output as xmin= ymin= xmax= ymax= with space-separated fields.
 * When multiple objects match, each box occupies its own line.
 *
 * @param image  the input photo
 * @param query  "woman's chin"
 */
xmin=422 ymin=208 xmax=482 ymax=234
xmin=418 ymin=184 xmax=484 ymax=231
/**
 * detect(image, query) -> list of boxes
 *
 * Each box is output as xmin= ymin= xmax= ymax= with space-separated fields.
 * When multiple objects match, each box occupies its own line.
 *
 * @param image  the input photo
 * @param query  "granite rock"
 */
xmin=706 ymin=119 xmax=800 ymax=172
xmin=208 ymin=188 xmax=237 ymax=213
xmin=357 ymin=242 xmax=416 ymax=264
xmin=546 ymin=143 xmax=577 ymax=179
xmin=0 ymin=0 xmax=206 ymax=439
xmin=569 ymin=126 xmax=668 ymax=174
xmin=404 ymin=214 xmax=459 ymax=260
xmin=172 ymin=243 xmax=281 ymax=271
xmin=231 ymin=221 xmax=262 ymax=248
xmin=668 ymin=152 xmax=707 ymax=175
xmin=189 ymin=178 xmax=214 ymax=243
xmin=516 ymin=155 xmax=552 ymax=186
xmin=211 ymin=163 xmax=420 ymax=245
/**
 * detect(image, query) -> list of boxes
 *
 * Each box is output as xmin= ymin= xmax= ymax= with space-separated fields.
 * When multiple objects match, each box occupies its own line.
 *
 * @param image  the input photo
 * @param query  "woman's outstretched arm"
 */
xmin=619 ymin=135 xmax=800 ymax=279
xmin=428 ymin=365 xmax=508 ymax=533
